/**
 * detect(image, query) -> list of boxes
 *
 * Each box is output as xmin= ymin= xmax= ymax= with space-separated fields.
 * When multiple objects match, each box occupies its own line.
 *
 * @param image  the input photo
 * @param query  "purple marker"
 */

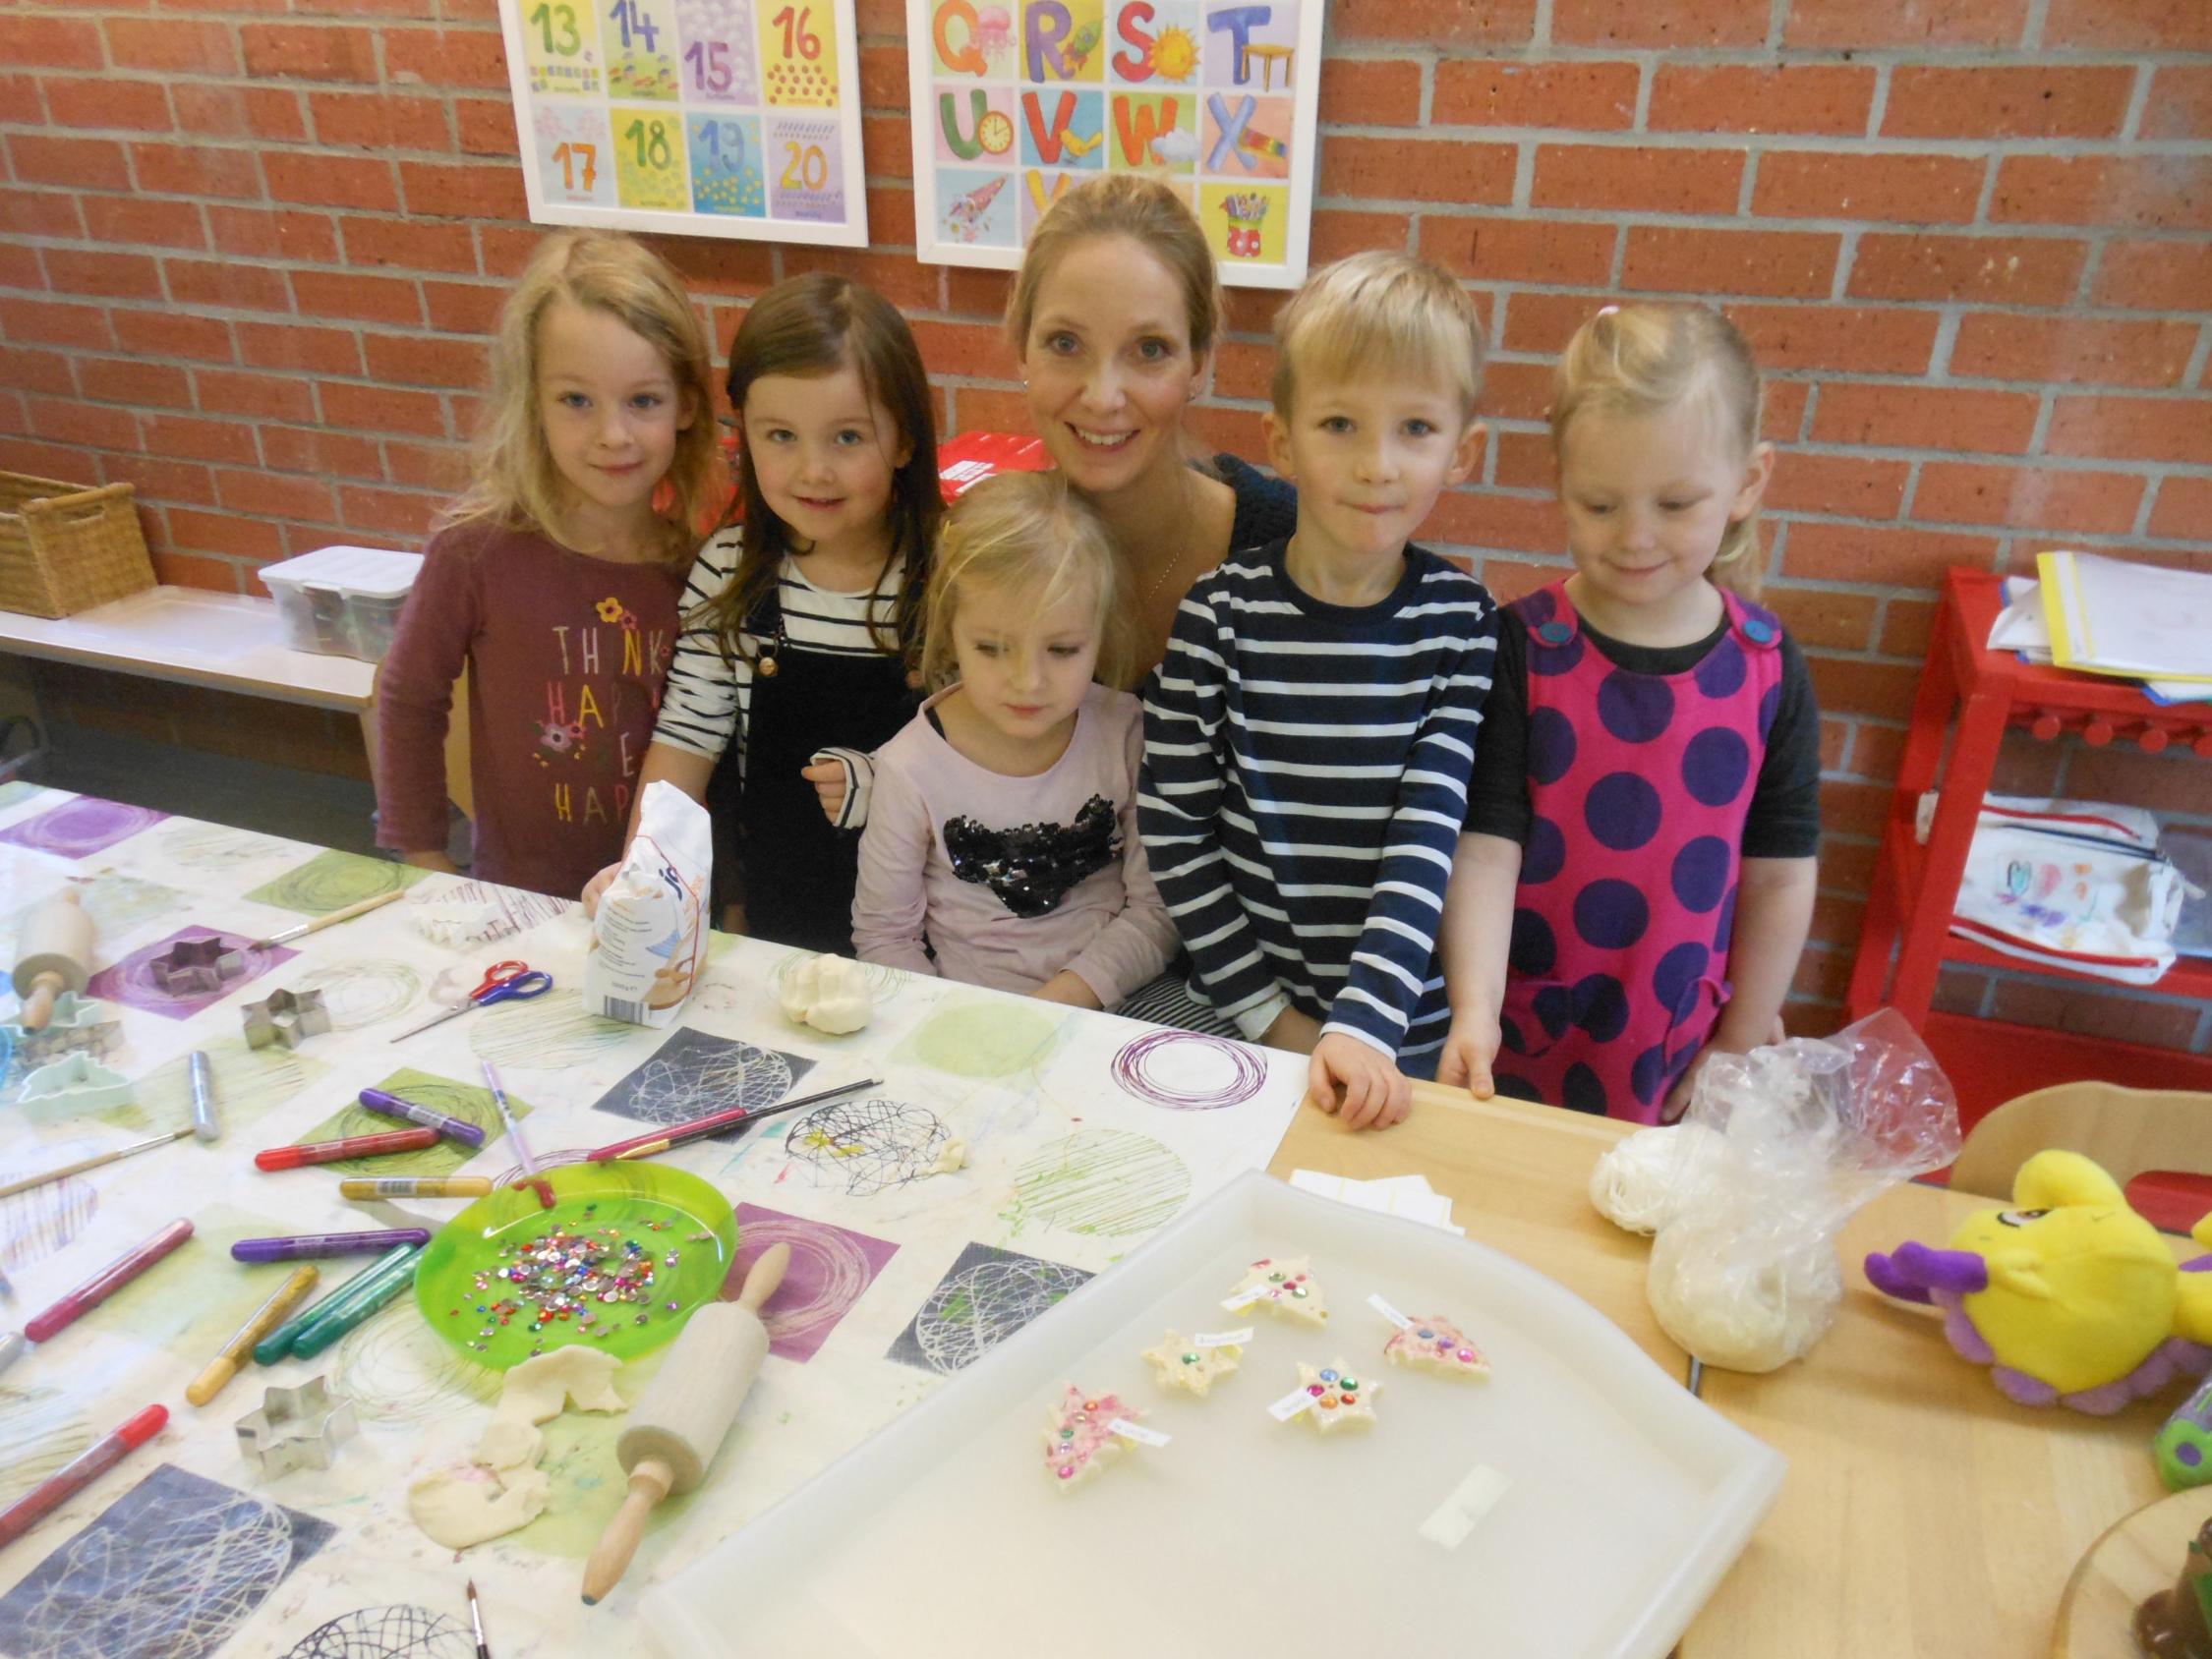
xmin=230 ymin=1228 xmax=432 ymax=1263
xmin=357 ymin=1086 xmax=487 ymax=1147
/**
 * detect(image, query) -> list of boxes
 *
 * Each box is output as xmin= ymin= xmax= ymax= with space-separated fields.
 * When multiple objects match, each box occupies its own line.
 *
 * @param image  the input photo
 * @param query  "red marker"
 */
xmin=24 ymin=1219 xmax=195 ymax=1344
xmin=255 ymin=1126 xmax=439 ymax=1171
xmin=0 ymin=1403 xmax=166 ymax=1550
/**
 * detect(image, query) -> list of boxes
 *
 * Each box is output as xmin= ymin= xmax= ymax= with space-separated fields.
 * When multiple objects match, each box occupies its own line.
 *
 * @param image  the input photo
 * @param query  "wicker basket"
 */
xmin=0 ymin=471 xmax=156 ymax=618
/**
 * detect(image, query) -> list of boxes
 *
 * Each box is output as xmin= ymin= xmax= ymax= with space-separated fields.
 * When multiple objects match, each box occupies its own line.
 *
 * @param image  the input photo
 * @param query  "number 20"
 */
xmin=780 ymin=141 xmax=826 ymax=190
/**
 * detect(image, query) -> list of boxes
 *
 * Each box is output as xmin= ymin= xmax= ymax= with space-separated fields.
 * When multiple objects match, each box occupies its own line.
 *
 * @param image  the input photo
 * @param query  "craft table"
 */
xmin=0 ymin=785 xmax=1310 ymax=1658
xmin=1270 ymin=1082 xmax=2195 ymax=1659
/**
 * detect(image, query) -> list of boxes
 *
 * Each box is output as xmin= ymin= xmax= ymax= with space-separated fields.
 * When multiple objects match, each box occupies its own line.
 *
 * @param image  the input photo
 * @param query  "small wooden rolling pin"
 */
xmin=581 ymin=1241 xmax=788 ymax=1605
xmin=13 ymin=889 xmax=95 ymax=1031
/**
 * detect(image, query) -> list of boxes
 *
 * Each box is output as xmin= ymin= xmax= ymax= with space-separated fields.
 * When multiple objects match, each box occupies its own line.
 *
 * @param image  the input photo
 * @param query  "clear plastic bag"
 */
xmin=1611 ymin=1009 xmax=1962 ymax=1373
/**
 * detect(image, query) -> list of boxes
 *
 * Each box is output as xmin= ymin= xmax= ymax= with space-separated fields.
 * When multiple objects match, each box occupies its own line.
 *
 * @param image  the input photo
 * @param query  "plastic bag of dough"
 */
xmin=583 ymin=780 xmax=710 ymax=1027
xmin=1642 ymin=1008 xmax=1961 ymax=1373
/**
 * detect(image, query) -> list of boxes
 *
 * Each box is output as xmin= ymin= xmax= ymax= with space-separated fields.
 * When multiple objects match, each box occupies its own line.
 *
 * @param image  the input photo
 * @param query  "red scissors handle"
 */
xmin=468 ymin=960 xmax=530 ymax=1001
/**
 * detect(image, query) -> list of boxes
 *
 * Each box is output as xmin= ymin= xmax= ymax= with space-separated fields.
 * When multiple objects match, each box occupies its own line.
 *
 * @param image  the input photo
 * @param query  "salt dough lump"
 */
xmin=477 ymin=1344 xmax=627 ymax=1470
xmin=407 ymin=1462 xmax=553 ymax=1549
xmin=1384 ymin=1315 xmax=1490 ymax=1381
xmin=1045 ymin=1385 xmax=1141 ymax=1490
xmin=1140 ymin=1329 xmax=1242 ymax=1397
xmin=1292 ymin=1360 xmax=1377 ymax=1434
xmin=780 ymin=953 xmax=873 ymax=1035
xmin=1229 ymin=1256 xmax=1327 ymax=1326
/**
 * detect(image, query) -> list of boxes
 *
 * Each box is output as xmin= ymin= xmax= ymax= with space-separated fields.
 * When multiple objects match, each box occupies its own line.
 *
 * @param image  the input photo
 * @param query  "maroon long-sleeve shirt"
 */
xmin=375 ymin=521 xmax=683 ymax=899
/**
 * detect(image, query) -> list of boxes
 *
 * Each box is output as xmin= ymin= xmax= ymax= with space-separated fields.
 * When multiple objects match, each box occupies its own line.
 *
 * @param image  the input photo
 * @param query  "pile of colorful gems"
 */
xmin=1294 ymin=1360 xmax=1379 ymax=1433
xmin=1384 ymin=1314 xmax=1491 ymax=1381
xmin=453 ymin=1213 xmax=685 ymax=1357
xmin=1044 ymin=1385 xmax=1141 ymax=1490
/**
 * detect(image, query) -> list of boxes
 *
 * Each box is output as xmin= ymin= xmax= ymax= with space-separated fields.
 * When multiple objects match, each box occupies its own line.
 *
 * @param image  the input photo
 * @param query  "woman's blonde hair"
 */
xmin=917 ymin=471 xmax=1134 ymax=692
xmin=1550 ymin=303 xmax=1769 ymax=598
xmin=1272 ymin=251 xmax=1486 ymax=421
xmin=446 ymin=230 xmax=720 ymax=569
xmin=1006 ymin=174 xmax=1225 ymax=367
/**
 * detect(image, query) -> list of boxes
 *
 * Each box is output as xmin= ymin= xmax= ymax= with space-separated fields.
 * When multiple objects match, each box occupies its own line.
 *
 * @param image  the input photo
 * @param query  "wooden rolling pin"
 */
xmin=13 ymin=889 xmax=94 ymax=1031
xmin=581 ymin=1242 xmax=788 ymax=1605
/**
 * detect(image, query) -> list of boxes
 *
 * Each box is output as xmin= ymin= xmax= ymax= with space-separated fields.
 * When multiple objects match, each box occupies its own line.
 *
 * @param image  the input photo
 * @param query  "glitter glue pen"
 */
xmin=358 ymin=1086 xmax=488 ymax=1147
xmin=253 ymin=1244 xmax=415 ymax=1364
xmin=231 ymin=1228 xmax=431 ymax=1264
xmin=0 ymin=1333 xmax=24 ymax=1379
xmin=289 ymin=1247 xmax=422 ymax=1358
xmin=24 ymin=1219 xmax=194 ymax=1344
xmin=255 ymin=1126 xmax=439 ymax=1171
xmin=188 ymin=1051 xmax=221 ymax=1143
xmin=338 ymin=1175 xmax=493 ymax=1200
xmin=0 ymin=1403 xmax=165 ymax=1552
xmin=186 ymin=1265 xmax=318 ymax=1405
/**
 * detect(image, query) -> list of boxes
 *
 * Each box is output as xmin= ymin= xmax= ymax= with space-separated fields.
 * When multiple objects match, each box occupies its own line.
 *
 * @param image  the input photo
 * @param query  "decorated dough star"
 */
xmin=1293 ymin=1360 xmax=1378 ymax=1434
xmin=1044 ymin=1385 xmax=1141 ymax=1491
xmin=1141 ymin=1329 xmax=1242 ymax=1397
xmin=1384 ymin=1314 xmax=1491 ymax=1381
xmin=1227 ymin=1255 xmax=1327 ymax=1325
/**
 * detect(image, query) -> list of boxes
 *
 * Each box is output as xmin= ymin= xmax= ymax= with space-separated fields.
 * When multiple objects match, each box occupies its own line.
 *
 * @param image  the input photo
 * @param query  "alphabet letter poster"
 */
xmin=498 ymin=0 xmax=869 ymax=246
xmin=906 ymin=0 xmax=1323 ymax=288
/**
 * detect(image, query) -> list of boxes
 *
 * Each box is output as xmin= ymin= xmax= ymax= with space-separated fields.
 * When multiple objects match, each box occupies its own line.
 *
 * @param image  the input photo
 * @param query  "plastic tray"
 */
xmin=642 ymin=1171 xmax=1784 ymax=1659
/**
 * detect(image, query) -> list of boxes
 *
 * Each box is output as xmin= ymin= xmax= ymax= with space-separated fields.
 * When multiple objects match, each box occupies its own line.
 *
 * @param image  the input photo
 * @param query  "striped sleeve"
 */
xmin=652 ymin=528 xmax=751 ymax=768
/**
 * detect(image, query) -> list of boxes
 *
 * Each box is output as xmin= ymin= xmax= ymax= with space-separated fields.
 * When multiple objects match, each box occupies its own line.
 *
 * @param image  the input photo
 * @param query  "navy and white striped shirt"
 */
xmin=1139 ymin=540 xmax=1498 ymax=1062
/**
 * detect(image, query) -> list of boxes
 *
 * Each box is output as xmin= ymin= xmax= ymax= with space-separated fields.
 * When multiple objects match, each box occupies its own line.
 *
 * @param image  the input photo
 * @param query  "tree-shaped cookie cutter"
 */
xmin=18 ymin=1051 xmax=134 ymax=1112
xmin=241 ymin=987 xmax=331 ymax=1051
xmin=3 ymin=992 xmax=123 ymax=1064
xmin=150 ymin=936 xmax=244 ymax=996
xmin=235 ymin=1377 xmax=358 ymax=1476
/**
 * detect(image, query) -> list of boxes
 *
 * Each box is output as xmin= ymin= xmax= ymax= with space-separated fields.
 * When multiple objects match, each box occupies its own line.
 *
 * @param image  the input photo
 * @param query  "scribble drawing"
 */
xmin=769 ymin=947 xmax=902 ymax=1004
xmin=786 ymin=1098 xmax=949 ymax=1197
xmin=0 ymin=1385 xmax=92 ymax=1505
xmin=294 ymin=1069 xmax=521 ymax=1177
xmin=245 ymin=850 xmax=428 ymax=918
xmin=0 ymin=1462 xmax=334 ymax=1659
xmin=0 ymin=1173 xmax=97 ymax=1272
xmin=1008 ymin=1129 xmax=1191 ymax=1239
xmin=0 ymin=797 xmax=167 ymax=859
xmin=129 ymin=1041 xmax=321 ymax=1137
xmin=591 ymin=1028 xmax=813 ymax=1128
xmin=731 ymin=1203 xmax=898 ymax=1362
xmin=282 ymin=1606 xmax=477 ymax=1659
xmin=1110 ymin=1029 xmax=1268 ymax=1111
xmin=85 ymin=927 xmax=297 ymax=1021
xmin=888 ymin=1242 xmax=1091 ymax=1375
xmin=467 ymin=989 xmax=637 ymax=1067
xmin=157 ymin=823 xmax=293 ymax=871
xmin=330 ymin=1313 xmax=496 ymax=1425
xmin=296 ymin=959 xmax=425 ymax=1030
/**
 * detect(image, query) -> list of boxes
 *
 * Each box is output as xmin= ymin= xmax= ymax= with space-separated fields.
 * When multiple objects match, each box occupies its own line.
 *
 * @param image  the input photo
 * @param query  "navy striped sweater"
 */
xmin=1138 ymin=539 xmax=1499 ymax=1062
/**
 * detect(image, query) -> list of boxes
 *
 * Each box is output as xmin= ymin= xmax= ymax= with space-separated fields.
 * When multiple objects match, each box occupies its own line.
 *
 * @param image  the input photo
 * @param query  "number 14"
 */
xmin=607 ymin=0 xmax=659 ymax=51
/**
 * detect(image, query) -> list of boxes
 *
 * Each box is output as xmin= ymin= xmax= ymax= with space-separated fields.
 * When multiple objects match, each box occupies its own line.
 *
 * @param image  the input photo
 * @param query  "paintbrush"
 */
xmin=251 ymin=887 xmax=406 ymax=950
xmin=584 ymin=1076 xmax=882 ymax=1163
xmin=483 ymin=1061 xmax=553 ymax=1209
xmin=467 ymin=1578 xmax=492 ymax=1658
xmin=0 ymin=1128 xmax=194 ymax=1201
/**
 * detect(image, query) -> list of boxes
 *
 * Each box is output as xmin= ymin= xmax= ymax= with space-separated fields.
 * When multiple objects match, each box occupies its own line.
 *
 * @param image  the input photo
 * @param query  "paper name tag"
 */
xmin=1418 ymin=1464 xmax=1511 ymax=1551
xmin=1109 ymin=1418 xmax=1171 ymax=1447
xmin=1267 ymin=1387 xmax=1316 ymax=1421
xmin=1221 ymin=1287 xmax=1266 ymax=1311
xmin=1193 ymin=1327 xmax=1252 ymax=1348
xmin=1368 ymin=1293 xmax=1414 ymax=1331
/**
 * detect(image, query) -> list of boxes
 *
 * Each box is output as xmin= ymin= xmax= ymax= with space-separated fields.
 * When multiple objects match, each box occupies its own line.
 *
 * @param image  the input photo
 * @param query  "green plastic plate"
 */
xmin=414 ymin=1161 xmax=738 ymax=1371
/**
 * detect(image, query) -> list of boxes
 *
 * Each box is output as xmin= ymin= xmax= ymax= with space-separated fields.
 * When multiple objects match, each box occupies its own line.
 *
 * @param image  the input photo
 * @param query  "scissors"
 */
xmin=391 ymin=960 xmax=553 ymax=1041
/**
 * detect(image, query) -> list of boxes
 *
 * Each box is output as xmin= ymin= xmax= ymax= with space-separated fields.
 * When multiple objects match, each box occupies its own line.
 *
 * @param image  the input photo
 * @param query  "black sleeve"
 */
xmin=1210 ymin=453 xmax=1299 ymax=551
xmin=1461 ymin=607 xmax=1532 ymax=842
xmin=1741 ymin=631 xmax=1822 ymax=859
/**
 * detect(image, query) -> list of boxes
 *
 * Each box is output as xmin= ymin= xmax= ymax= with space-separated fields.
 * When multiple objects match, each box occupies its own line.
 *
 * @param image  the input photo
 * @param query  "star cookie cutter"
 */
xmin=150 ymin=936 xmax=244 ymax=996
xmin=236 ymin=1377 xmax=358 ymax=1476
xmin=241 ymin=987 xmax=331 ymax=1051
xmin=18 ymin=1051 xmax=134 ymax=1112
xmin=3 ymin=993 xmax=123 ymax=1063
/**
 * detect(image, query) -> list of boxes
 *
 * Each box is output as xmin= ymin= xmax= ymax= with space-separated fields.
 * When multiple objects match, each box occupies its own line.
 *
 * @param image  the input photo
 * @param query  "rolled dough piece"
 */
xmin=477 ymin=1345 xmax=627 ymax=1469
xmin=1292 ymin=1360 xmax=1378 ymax=1434
xmin=1228 ymin=1256 xmax=1327 ymax=1326
xmin=406 ymin=1462 xmax=553 ymax=1549
xmin=1140 ymin=1329 xmax=1242 ymax=1397
xmin=1384 ymin=1315 xmax=1490 ymax=1381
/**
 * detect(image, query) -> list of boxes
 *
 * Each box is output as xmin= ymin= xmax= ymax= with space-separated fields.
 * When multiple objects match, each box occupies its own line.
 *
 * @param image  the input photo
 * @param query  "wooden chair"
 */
xmin=1949 ymin=1081 xmax=2212 ymax=1202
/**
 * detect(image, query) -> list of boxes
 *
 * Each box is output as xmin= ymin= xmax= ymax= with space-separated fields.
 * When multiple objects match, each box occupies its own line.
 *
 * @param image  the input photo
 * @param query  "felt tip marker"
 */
xmin=230 ymin=1229 xmax=431 ymax=1264
xmin=188 ymin=1051 xmax=221 ymax=1143
xmin=255 ymin=1126 xmax=438 ymax=1171
xmin=24 ymin=1219 xmax=194 ymax=1344
xmin=252 ymin=1244 xmax=415 ymax=1365
xmin=185 ymin=1265 xmax=319 ymax=1405
xmin=337 ymin=1176 xmax=493 ymax=1200
xmin=0 ymin=1403 xmax=165 ymax=1551
xmin=357 ymin=1087 xmax=487 ymax=1147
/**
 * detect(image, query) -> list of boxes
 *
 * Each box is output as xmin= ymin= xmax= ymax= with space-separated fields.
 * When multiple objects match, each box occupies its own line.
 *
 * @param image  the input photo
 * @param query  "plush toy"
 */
xmin=1864 ymin=1150 xmax=2212 ymax=1414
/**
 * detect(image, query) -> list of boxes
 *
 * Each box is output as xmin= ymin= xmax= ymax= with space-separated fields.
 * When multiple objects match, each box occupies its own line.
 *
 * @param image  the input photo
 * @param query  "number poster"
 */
xmin=498 ymin=0 xmax=868 ymax=246
xmin=905 ymin=1 xmax=1323 ymax=288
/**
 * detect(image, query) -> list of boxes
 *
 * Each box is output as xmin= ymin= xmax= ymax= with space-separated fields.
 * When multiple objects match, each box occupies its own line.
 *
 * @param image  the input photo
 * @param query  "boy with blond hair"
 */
xmin=1139 ymin=252 xmax=1498 ymax=1131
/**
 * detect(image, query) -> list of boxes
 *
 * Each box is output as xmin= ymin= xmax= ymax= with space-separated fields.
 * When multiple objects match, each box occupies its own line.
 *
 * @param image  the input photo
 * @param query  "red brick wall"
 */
xmin=2 ymin=0 xmax=2208 ymax=1045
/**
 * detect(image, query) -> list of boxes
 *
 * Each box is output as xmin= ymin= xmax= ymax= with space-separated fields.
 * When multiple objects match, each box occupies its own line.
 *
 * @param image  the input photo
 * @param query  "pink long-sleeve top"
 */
xmin=374 ymin=521 xmax=682 ymax=899
xmin=853 ymin=683 xmax=1177 ymax=1009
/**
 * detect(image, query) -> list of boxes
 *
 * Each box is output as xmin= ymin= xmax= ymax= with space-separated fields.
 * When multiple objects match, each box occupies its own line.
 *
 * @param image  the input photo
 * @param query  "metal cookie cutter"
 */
xmin=150 ymin=936 xmax=244 ymax=996
xmin=241 ymin=987 xmax=331 ymax=1051
xmin=3 ymin=993 xmax=124 ymax=1064
xmin=18 ymin=1051 xmax=134 ymax=1112
xmin=236 ymin=1377 xmax=358 ymax=1476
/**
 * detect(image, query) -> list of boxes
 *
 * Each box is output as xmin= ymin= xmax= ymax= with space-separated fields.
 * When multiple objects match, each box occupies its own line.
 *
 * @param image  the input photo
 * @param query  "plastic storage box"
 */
xmin=261 ymin=545 xmax=422 ymax=662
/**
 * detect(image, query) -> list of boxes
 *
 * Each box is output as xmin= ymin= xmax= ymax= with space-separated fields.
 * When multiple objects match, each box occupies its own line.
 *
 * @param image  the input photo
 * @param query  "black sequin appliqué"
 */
xmin=943 ymin=795 xmax=1119 ymax=918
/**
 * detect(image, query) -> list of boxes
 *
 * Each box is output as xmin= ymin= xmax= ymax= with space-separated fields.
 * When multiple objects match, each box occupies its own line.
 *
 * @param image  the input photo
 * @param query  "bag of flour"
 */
xmin=584 ymin=781 xmax=711 ymax=1027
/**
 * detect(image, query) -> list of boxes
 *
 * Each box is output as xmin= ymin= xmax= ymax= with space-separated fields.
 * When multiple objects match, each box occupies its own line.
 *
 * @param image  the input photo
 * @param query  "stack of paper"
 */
xmin=1990 ymin=566 xmax=2212 ymax=705
xmin=1287 ymin=1170 xmax=1464 ymax=1234
xmin=2036 ymin=550 xmax=2212 ymax=699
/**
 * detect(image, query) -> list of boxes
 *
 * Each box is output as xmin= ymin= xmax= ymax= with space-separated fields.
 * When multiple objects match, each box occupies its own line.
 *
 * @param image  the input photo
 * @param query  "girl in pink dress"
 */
xmin=1438 ymin=304 xmax=1822 ymax=1123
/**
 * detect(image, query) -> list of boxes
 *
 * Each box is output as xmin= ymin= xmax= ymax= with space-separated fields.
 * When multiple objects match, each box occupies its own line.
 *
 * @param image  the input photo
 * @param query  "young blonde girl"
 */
xmin=597 ymin=273 xmax=941 ymax=955
xmin=1439 ymin=303 xmax=1821 ymax=1123
xmin=377 ymin=230 xmax=720 ymax=899
xmin=853 ymin=472 xmax=1177 ymax=1009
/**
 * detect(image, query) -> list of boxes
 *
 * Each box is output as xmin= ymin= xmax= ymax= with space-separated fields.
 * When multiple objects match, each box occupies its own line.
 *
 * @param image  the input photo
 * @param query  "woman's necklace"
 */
xmin=1138 ymin=472 xmax=1204 ymax=610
